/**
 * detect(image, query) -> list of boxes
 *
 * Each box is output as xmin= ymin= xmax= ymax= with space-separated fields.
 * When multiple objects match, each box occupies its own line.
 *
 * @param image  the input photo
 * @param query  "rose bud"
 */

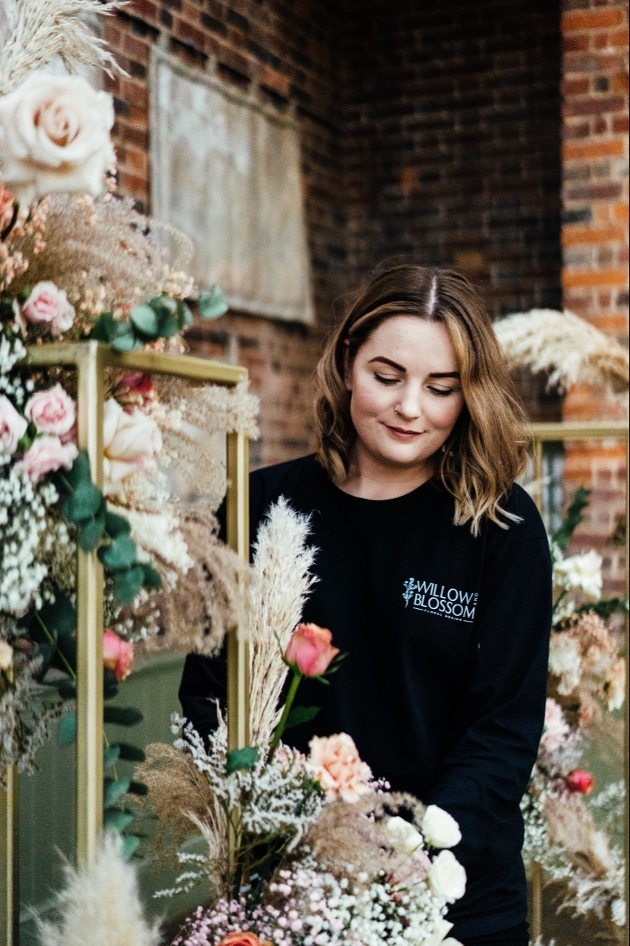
xmin=567 ymin=769 xmax=594 ymax=795
xmin=103 ymin=630 xmax=134 ymax=683
xmin=285 ymin=622 xmax=340 ymax=677
xmin=218 ymin=934 xmax=272 ymax=946
xmin=114 ymin=373 xmax=156 ymax=410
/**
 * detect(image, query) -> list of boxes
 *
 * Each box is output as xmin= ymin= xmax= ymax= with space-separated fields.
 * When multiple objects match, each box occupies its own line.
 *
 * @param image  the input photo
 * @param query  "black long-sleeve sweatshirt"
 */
xmin=179 ymin=454 xmax=552 ymax=939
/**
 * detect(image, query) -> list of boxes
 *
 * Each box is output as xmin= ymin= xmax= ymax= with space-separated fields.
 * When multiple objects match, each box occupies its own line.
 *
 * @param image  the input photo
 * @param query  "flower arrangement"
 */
xmin=133 ymin=500 xmax=467 ymax=946
xmin=521 ymin=489 xmax=627 ymax=936
xmin=0 ymin=0 xmax=258 ymax=862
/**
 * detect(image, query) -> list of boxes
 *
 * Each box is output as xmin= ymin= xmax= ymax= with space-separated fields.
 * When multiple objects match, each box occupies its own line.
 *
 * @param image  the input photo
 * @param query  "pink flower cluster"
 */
xmin=1 ymin=384 xmax=77 ymax=481
xmin=20 ymin=281 xmax=75 ymax=335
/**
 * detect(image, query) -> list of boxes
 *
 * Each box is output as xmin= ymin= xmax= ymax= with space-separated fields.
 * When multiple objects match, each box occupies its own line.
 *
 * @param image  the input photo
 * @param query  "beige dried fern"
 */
xmin=494 ymin=308 xmax=629 ymax=395
xmin=0 ymin=0 xmax=125 ymax=95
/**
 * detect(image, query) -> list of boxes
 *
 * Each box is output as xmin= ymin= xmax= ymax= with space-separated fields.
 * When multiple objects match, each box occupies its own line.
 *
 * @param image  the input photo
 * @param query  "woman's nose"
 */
xmin=397 ymin=386 xmax=423 ymax=419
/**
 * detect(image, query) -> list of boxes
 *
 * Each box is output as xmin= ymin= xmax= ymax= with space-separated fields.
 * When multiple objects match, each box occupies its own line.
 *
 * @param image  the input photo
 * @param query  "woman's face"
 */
xmin=344 ymin=316 xmax=465 ymax=477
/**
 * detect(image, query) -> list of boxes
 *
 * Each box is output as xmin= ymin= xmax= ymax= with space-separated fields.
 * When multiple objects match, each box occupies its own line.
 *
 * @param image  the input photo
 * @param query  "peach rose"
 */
xmin=25 ymin=384 xmax=76 ymax=437
xmin=103 ymin=398 xmax=162 ymax=495
xmin=0 ymin=72 xmax=115 ymax=203
xmin=0 ymin=395 xmax=27 ymax=455
xmin=0 ymin=184 xmax=15 ymax=231
xmin=22 ymin=281 xmax=75 ymax=334
xmin=17 ymin=435 xmax=77 ymax=482
xmin=218 ymin=933 xmax=271 ymax=946
xmin=307 ymin=732 xmax=372 ymax=803
xmin=103 ymin=630 xmax=134 ymax=682
xmin=285 ymin=622 xmax=339 ymax=677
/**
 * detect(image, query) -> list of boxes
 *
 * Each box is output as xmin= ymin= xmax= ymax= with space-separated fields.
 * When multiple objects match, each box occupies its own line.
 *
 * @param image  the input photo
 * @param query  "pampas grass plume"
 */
xmin=37 ymin=832 xmax=161 ymax=946
xmin=494 ymin=308 xmax=629 ymax=395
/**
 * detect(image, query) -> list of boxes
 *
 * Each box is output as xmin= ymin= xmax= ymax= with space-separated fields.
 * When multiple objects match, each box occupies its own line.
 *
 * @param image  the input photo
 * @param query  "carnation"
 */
xmin=307 ymin=733 xmax=372 ymax=803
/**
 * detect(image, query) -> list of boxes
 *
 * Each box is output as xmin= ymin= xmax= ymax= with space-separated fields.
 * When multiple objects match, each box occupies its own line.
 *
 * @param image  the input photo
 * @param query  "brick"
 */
xmin=562 ymin=268 xmax=629 ymax=288
xmin=563 ymin=138 xmax=625 ymax=160
xmin=562 ymin=8 xmax=625 ymax=32
xmin=562 ymin=224 xmax=626 ymax=245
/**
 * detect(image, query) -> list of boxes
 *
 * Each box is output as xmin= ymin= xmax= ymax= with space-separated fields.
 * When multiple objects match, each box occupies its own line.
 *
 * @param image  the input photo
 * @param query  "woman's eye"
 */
xmin=374 ymin=373 xmax=399 ymax=385
xmin=429 ymin=387 xmax=455 ymax=397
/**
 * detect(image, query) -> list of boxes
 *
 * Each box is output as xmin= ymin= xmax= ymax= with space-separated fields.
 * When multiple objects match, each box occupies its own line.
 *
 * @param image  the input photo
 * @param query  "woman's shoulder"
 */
xmin=249 ymin=454 xmax=327 ymax=530
xmin=487 ymin=482 xmax=549 ymax=546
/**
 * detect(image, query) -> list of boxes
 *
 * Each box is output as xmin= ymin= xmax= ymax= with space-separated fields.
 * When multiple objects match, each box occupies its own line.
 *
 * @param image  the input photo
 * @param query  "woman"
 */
xmin=180 ymin=264 xmax=552 ymax=946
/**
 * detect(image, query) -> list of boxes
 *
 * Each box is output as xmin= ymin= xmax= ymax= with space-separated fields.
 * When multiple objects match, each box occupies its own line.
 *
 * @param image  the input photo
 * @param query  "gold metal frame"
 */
xmin=528 ymin=421 xmax=629 ymax=942
xmin=0 ymin=342 xmax=251 ymax=945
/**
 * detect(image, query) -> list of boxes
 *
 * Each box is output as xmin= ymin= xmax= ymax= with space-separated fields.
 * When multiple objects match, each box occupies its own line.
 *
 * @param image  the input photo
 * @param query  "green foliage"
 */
xmin=90 ymin=292 xmax=197 ymax=350
xmin=104 ymin=745 xmax=121 ymax=769
xmin=104 ymin=776 xmax=132 ymax=807
xmin=58 ymin=712 xmax=77 ymax=746
xmin=575 ymin=598 xmax=628 ymax=620
xmin=104 ymin=809 xmax=135 ymax=832
xmin=284 ymin=706 xmax=320 ymax=730
xmin=553 ymin=486 xmax=591 ymax=552
xmin=104 ymin=705 xmax=144 ymax=727
xmin=116 ymin=742 xmax=146 ymax=763
xmin=226 ymin=746 xmax=259 ymax=774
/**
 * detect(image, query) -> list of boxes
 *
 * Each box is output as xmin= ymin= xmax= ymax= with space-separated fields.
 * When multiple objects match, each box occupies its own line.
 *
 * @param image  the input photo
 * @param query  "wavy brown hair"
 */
xmin=314 ymin=264 xmax=530 ymax=534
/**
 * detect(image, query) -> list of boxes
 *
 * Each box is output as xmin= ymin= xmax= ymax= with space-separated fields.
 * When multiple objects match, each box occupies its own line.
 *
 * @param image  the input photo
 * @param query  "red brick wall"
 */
xmin=102 ymin=1 xmax=346 ymax=466
xmin=560 ymin=0 xmax=628 ymax=596
xmin=343 ymin=0 xmax=564 ymax=323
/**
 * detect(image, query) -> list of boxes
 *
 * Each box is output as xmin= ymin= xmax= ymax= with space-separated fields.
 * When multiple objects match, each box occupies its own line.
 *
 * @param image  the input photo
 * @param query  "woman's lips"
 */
xmin=385 ymin=425 xmax=424 ymax=439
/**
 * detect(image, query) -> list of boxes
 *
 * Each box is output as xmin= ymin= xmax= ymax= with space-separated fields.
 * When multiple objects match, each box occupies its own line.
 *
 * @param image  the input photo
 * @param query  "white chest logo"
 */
xmin=402 ymin=578 xmax=478 ymax=623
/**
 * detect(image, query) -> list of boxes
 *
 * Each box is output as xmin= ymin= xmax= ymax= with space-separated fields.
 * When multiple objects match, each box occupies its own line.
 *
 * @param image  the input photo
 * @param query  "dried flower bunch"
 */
xmin=0 ymin=0 xmax=257 ymax=842
xmin=521 ymin=490 xmax=627 ymax=935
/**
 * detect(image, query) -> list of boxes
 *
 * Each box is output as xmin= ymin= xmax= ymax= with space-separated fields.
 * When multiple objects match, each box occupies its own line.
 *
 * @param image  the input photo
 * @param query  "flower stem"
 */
xmin=35 ymin=612 xmax=76 ymax=680
xmin=269 ymin=670 xmax=302 ymax=756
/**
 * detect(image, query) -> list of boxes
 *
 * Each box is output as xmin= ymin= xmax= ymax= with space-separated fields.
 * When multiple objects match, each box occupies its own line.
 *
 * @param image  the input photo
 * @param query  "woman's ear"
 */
xmin=343 ymin=339 xmax=352 ymax=390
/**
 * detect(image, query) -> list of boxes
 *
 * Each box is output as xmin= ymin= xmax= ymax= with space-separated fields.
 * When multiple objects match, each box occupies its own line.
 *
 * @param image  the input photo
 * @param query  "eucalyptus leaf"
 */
xmin=39 ymin=594 xmax=76 ymax=638
xmin=65 ymin=483 xmax=103 ymax=522
xmin=177 ymin=299 xmax=194 ymax=327
xmin=128 ymin=780 xmax=149 ymax=796
xmin=199 ymin=285 xmax=228 ymax=319
xmin=112 ymin=565 xmax=144 ymax=605
xmin=141 ymin=564 xmax=161 ymax=590
xmin=60 ymin=449 xmax=91 ymax=491
xmin=104 ymin=705 xmax=144 ymax=727
xmin=104 ymin=809 xmax=134 ymax=832
xmin=98 ymin=536 xmax=137 ymax=570
xmin=131 ymin=304 xmax=160 ymax=339
xmin=111 ymin=331 xmax=142 ymax=353
xmin=104 ymin=746 xmax=121 ymax=769
xmin=116 ymin=742 xmax=146 ymax=763
xmin=89 ymin=311 xmax=118 ymax=343
xmin=105 ymin=511 xmax=132 ymax=538
xmin=58 ymin=712 xmax=77 ymax=746
xmin=104 ymin=776 xmax=131 ymax=807
xmin=56 ymin=681 xmax=77 ymax=700
xmin=226 ymin=746 xmax=259 ymax=774
xmin=78 ymin=516 xmax=106 ymax=552
xmin=157 ymin=311 xmax=180 ymax=338
xmin=122 ymin=835 xmax=140 ymax=860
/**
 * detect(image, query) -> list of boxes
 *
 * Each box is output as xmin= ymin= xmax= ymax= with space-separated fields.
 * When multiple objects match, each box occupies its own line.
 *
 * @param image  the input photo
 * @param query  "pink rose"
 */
xmin=17 ymin=435 xmax=78 ymax=482
xmin=307 ymin=732 xmax=372 ymax=803
xmin=114 ymin=373 xmax=156 ymax=411
xmin=25 ymin=384 xmax=76 ymax=436
xmin=103 ymin=630 xmax=134 ymax=682
xmin=567 ymin=769 xmax=594 ymax=795
xmin=285 ymin=622 xmax=340 ymax=677
xmin=22 ymin=281 xmax=75 ymax=334
xmin=0 ymin=395 xmax=28 ymax=455
xmin=103 ymin=398 xmax=162 ymax=495
xmin=0 ymin=184 xmax=15 ymax=231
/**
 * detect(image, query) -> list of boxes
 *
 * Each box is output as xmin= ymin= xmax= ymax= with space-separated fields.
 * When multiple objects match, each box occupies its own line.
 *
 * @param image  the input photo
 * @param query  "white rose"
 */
xmin=22 ymin=282 xmax=75 ymax=334
xmin=421 ymin=919 xmax=453 ymax=946
xmin=103 ymin=398 xmax=162 ymax=496
xmin=554 ymin=550 xmax=602 ymax=600
xmin=0 ymin=72 xmax=115 ymax=204
xmin=384 ymin=816 xmax=424 ymax=854
xmin=548 ymin=634 xmax=582 ymax=694
xmin=422 ymin=805 xmax=462 ymax=849
xmin=0 ymin=641 xmax=13 ymax=670
xmin=428 ymin=849 xmax=466 ymax=903
xmin=0 ymin=395 xmax=27 ymax=455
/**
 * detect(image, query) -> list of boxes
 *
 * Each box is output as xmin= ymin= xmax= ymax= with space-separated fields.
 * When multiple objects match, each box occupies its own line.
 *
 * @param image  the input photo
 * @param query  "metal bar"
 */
xmin=530 ymin=421 xmax=628 ymax=442
xmin=530 ymin=861 xmax=543 ymax=941
xmin=531 ymin=437 xmax=544 ymax=513
xmin=226 ymin=430 xmax=250 ymax=754
xmin=75 ymin=343 xmax=105 ymax=866
xmin=0 ymin=764 xmax=19 ymax=946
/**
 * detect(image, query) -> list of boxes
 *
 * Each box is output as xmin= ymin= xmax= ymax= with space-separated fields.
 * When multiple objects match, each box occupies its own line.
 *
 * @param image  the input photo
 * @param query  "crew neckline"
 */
xmin=328 ymin=472 xmax=438 ymax=506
